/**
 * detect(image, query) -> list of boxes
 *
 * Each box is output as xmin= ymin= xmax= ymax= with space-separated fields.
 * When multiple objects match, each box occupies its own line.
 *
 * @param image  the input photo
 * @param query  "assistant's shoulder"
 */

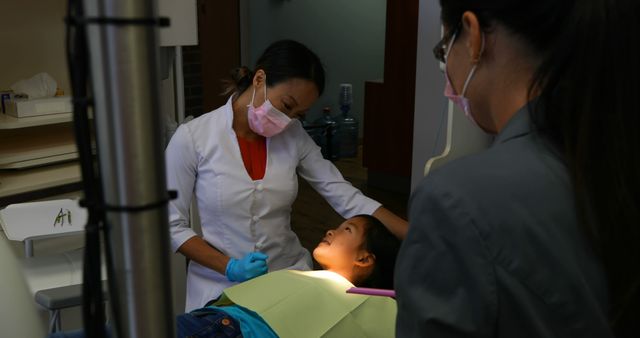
xmin=415 ymin=147 xmax=506 ymax=205
xmin=426 ymin=133 xmax=564 ymax=196
xmin=410 ymin=132 xmax=571 ymax=244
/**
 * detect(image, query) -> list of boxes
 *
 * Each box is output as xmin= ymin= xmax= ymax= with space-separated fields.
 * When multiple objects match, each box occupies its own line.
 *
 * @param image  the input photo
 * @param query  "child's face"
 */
xmin=312 ymin=217 xmax=369 ymax=270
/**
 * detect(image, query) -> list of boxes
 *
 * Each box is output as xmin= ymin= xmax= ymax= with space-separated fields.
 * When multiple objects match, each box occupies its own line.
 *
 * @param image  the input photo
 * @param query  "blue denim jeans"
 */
xmin=177 ymin=307 xmax=242 ymax=338
xmin=48 ymin=308 xmax=241 ymax=338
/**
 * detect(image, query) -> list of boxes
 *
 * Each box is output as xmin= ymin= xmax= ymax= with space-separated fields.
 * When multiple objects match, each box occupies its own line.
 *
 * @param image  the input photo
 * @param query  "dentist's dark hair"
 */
xmin=222 ymin=39 xmax=325 ymax=96
xmin=439 ymin=0 xmax=639 ymax=335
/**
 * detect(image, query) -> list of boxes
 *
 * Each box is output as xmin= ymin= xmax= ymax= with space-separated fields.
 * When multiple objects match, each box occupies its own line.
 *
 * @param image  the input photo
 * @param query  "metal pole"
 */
xmin=83 ymin=0 xmax=174 ymax=337
xmin=24 ymin=239 xmax=34 ymax=257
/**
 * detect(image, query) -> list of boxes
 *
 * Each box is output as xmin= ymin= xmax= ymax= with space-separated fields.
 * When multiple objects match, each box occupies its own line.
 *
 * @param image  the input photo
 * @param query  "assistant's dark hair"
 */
xmin=440 ymin=0 xmax=640 ymax=334
xmin=355 ymin=214 xmax=402 ymax=289
xmin=222 ymin=39 xmax=325 ymax=96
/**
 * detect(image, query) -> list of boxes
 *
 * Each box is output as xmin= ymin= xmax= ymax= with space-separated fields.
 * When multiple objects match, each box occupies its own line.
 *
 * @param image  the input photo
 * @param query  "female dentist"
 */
xmin=395 ymin=0 xmax=639 ymax=337
xmin=166 ymin=40 xmax=408 ymax=311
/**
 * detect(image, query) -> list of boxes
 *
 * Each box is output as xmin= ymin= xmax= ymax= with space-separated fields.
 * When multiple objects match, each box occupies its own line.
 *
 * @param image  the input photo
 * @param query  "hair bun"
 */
xmin=221 ymin=66 xmax=254 ymax=96
xmin=232 ymin=66 xmax=253 ymax=84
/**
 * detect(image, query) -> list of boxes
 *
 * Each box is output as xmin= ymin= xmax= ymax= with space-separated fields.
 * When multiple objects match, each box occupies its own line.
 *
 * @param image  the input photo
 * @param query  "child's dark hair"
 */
xmin=355 ymin=214 xmax=402 ymax=289
xmin=222 ymin=39 xmax=325 ymax=96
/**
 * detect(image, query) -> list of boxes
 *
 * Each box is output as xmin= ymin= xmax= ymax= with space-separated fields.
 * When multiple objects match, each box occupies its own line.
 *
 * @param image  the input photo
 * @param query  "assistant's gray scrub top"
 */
xmin=395 ymin=103 xmax=613 ymax=337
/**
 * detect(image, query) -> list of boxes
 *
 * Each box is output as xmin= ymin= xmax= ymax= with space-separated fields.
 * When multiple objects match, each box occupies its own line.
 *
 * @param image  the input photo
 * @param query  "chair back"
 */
xmin=424 ymin=103 xmax=493 ymax=177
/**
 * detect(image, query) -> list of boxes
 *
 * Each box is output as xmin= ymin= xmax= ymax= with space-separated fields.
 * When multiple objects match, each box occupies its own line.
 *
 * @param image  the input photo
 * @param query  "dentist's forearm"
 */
xmin=373 ymin=206 xmax=408 ymax=239
xmin=177 ymin=236 xmax=230 ymax=275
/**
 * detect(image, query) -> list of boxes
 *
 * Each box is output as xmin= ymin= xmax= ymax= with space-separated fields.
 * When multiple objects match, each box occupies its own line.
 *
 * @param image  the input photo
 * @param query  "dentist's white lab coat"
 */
xmin=166 ymin=97 xmax=381 ymax=311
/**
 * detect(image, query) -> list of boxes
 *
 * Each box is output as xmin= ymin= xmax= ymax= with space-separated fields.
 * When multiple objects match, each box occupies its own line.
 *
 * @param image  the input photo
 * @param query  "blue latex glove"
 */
xmin=225 ymin=252 xmax=269 ymax=282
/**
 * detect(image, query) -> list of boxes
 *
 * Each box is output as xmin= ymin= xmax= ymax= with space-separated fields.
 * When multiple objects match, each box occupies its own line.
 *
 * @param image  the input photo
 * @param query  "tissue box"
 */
xmin=0 ymin=91 xmax=12 ymax=113
xmin=6 ymin=96 xmax=72 ymax=118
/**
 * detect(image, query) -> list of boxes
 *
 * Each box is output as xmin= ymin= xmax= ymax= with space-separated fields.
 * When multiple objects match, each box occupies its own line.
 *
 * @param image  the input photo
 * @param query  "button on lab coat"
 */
xmin=166 ymin=97 xmax=381 ymax=311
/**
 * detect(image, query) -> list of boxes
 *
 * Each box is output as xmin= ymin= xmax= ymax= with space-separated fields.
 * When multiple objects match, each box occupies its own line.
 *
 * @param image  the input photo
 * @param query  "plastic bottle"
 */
xmin=337 ymin=83 xmax=359 ymax=158
xmin=312 ymin=107 xmax=340 ymax=161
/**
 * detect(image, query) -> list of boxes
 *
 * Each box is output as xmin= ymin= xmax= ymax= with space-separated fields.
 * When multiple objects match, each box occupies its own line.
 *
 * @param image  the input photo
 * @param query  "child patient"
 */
xmin=48 ymin=215 xmax=401 ymax=338
xmin=177 ymin=214 xmax=402 ymax=338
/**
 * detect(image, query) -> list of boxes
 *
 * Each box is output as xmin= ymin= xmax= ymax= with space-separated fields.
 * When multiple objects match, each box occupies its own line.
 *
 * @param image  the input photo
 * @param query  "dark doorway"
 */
xmin=183 ymin=0 xmax=241 ymax=118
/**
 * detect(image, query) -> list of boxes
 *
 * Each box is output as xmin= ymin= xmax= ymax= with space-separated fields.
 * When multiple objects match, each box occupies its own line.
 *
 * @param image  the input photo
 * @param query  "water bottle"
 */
xmin=311 ymin=107 xmax=340 ymax=161
xmin=337 ymin=83 xmax=359 ymax=158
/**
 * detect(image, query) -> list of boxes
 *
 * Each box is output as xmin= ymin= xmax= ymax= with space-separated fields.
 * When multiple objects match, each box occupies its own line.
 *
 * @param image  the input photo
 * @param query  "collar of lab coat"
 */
xmin=223 ymin=95 xmax=236 ymax=133
xmin=494 ymin=101 xmax=534 ymax=145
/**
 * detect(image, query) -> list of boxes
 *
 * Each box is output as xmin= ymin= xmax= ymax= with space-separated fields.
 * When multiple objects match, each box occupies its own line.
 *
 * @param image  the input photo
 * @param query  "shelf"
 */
xmin=0 ymin=162 xmax=81 ymax=198
xmin=0 ymin=153 xmax=78 ymax=169
xmin=0 ymin=123 xmax=77 ymax=168
xmin=0 ymin=112 xmax=72 ymax=129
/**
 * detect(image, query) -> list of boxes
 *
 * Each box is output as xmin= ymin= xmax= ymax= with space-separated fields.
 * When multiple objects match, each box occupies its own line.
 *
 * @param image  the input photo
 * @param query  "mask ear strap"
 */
xmin=250 ymin=87 xmax=257 ymax=106
xmin=263 ymin=75 xmax=268 ymax=102
xmin=444 ymin=31 xmax=458 ymax=61
xmin=461 ymin=65 xmax=477 ymax=96
xmin=472 ymin=32 xmax=486 ymax=64
xmin=249 ymin=87 xmax=256 ymax=107
xmin=461 ymin=33 xmax=485 ymax=96
xmin=249 ymin=73 xmax=267 ymax=107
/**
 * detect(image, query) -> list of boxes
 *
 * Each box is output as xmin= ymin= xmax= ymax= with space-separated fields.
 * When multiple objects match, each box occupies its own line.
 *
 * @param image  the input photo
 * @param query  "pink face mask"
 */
xmin=443 ymin=31 xmax=484 ymax=126
xmin=247 ymin=80 xmax=292 ymax=137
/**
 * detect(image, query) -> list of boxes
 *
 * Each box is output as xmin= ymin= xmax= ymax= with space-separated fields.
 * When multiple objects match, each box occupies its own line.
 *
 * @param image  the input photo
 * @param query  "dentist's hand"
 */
xmin=225 ymin=252 xmax=269 ymax=282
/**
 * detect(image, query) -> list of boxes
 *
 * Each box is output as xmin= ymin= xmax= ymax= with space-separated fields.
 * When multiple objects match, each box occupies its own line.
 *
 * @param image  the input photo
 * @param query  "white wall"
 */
xmin=411 ymin=0 xmax=448 ymax=191
xmin=0 ymin=1 xmax=70 ymax=93
xmin=411 ymin=0 xmax=493 ymax=192
xmin=243 ymin=0 xmax=386 ymax=132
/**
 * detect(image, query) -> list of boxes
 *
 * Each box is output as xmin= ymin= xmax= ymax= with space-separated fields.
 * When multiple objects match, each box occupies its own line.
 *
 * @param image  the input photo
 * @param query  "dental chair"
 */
xmin=424 ymin=102 xmax=492 ymax=177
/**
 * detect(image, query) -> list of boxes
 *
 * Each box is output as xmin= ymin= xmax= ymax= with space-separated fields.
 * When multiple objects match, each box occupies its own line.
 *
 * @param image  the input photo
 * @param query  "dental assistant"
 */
xmin=166 ymin=40 xmax=408 ymax=311
xmin=395 ymin=0 xmax=639 ymax=337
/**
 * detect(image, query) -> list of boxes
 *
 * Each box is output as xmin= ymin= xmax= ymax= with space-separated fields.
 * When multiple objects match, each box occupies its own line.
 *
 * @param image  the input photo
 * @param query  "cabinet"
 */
xmin=0 ymin=114 xmax=78 ymax=168
xmin=0 ymin=1 xmax=82 ymax=206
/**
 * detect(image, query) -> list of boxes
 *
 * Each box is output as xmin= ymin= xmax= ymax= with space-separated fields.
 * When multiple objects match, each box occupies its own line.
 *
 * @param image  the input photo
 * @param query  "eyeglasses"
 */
xmin=432 ymin=25 xmax=461 ymax=63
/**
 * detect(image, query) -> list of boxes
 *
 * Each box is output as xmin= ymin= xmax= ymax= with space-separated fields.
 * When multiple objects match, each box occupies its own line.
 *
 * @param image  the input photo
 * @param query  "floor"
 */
xmin=291 ymin=146 xmax=409 ymax=264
